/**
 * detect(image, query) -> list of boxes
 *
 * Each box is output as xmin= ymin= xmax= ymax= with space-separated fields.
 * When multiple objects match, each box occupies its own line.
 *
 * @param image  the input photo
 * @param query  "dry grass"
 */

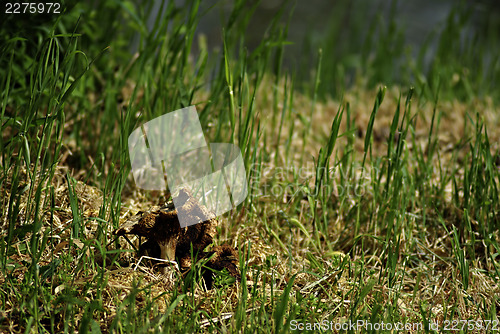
xmin=2 ymin=75 xmax=499 ymax=332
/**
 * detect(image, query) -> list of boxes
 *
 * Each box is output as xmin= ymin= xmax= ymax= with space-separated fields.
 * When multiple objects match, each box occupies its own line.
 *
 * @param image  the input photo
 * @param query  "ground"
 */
xmin=1 ymin=1 xmax=500 ymax=332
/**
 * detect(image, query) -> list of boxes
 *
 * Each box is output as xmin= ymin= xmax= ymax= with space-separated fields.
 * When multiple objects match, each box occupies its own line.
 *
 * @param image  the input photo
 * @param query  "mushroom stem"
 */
xmin=158 ymin=238 xmax=177 ymax=274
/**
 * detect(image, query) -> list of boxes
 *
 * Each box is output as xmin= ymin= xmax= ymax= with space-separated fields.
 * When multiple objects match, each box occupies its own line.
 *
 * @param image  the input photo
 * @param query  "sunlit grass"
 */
xmin=1 ymin=0 xmax=499 ymax=332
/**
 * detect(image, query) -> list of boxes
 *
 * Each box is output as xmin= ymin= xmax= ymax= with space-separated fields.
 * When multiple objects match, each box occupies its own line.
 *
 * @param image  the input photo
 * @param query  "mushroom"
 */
xmin=202 ymin=244 xmax=240 ymax=289
xmin=175 ymin=243 xmax=240 ymax=289
xmin=114 ymin=188 xmax=218 ymax=274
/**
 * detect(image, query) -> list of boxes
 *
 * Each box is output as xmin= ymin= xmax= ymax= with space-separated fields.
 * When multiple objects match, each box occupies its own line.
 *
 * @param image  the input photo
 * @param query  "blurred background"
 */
xmin=208 ymin=0 xmax=500 ymax=94
xmin=2 ymin=0 xmax=500 ymax=100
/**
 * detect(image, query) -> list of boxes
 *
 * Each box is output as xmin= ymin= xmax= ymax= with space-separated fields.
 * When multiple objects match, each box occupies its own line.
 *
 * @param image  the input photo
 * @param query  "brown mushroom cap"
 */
xmin=113 ymin=188 xmax=219 ymax=274
xmin=181 ymin=244 xmax=241 ymax=289
xmin=113 ymin=188 xmax=240 ymax=287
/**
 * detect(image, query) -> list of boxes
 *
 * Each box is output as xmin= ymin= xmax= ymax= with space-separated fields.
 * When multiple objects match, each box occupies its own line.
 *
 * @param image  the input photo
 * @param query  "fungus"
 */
xmin=114 ymin=188 xmax=218 ymax=274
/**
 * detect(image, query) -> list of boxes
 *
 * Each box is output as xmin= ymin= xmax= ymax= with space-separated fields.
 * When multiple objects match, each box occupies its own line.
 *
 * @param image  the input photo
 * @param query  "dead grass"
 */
xmin=1 ymin=78 xmax=500 ymax=332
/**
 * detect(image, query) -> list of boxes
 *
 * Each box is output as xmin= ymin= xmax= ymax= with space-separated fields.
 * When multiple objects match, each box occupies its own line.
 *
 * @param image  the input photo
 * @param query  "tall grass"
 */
xmin=300 ymin=0 xmax=500 ymax=102
xmin=1 ymin=0 xmax=499 ymax=332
